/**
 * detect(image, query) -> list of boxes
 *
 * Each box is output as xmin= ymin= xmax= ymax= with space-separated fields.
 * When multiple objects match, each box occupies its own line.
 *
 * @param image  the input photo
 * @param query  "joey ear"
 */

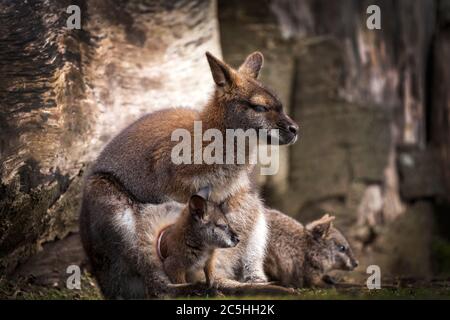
xmin=189 ymin=195 xmax=207 ymax=220
xmin=306 ymin=214 xmax=335 ymax=239
xmin=195 ymin=186 xmax=211 ymax=200
xmin=238 ymin=51 xmax=264 ymax=79
xmin=205 ymin=52 xmax=234 ymax=88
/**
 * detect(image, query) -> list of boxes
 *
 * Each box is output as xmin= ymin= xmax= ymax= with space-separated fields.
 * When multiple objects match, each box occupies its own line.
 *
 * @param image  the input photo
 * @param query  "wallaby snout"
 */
xmin=277 ymin=113 xmax=299 ymax=145
xmin=348 ymin=257 xmax=359 ymax=270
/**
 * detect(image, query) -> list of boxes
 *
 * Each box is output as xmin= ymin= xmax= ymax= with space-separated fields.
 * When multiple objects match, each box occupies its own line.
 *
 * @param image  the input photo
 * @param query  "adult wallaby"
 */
xmin=80 ymin=51 xmax=298 ymax=298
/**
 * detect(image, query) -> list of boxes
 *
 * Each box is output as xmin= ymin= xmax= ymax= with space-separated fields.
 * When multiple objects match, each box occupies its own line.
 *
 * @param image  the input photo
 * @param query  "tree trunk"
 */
xmin=432 ymin=0 xmax=450 ymax=204
xmin=0 ymin=0 xmax=221 ymax=274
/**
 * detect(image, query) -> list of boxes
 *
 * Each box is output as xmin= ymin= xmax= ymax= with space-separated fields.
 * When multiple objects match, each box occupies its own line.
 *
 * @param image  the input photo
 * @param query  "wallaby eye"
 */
xmin=216 ymin=224 xmax=227 ymax=230
xmin=337 ymin=245 xmax=346 ymax=253
xmin=251 ymin=104 xmax=268 ymax=113
xmin=239 ymin=100 xmax=268 ymax=113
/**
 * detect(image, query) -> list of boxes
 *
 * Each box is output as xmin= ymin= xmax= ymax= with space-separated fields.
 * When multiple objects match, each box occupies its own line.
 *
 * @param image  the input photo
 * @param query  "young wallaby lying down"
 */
xmin=264 ymin=209 xmax=359 ymax=288
xmin=159 ymin=189 xmax=239 ymax=287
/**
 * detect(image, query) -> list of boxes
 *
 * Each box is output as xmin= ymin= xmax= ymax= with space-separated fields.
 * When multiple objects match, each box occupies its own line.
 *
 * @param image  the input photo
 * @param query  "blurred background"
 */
xmin=1 ymin=0 xmax=449 ymax=294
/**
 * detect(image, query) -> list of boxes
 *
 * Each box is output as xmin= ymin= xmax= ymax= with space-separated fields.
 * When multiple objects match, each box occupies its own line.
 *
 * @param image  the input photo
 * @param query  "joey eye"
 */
xmin=251 ymin=104 xmax=268 ymax=113
xmin=337 ymin=245 xmax=346 ymax=253
xmin=219 ymin=202 xmax=228 ymax=213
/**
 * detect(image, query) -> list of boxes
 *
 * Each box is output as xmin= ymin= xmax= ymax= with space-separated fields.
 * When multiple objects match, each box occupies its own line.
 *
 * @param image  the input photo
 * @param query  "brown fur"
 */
xmin=80 ymin=175 xmax=293 ymax=298
xmin=160 ymin=193 xmax=239 ymax=287
xmin=89 ymin=52 xmax=298 ymax=204
xmin=264 ymin=209 xmax=359 ymax=288
xmin=80 ymin=51 xmax=298 ymax=298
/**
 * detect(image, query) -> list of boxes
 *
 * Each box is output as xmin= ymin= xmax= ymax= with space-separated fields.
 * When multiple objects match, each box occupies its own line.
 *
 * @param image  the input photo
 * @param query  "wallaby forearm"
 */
xmin=164 ymin=259 xmax=187 ymax=284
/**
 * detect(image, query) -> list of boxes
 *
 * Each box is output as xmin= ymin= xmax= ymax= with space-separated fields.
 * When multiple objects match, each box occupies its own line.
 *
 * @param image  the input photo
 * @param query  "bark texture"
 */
xmin=432 ymin=0 xmax=450 ymax=203
xmin=0 ymin=0 xmax=221 ymax=274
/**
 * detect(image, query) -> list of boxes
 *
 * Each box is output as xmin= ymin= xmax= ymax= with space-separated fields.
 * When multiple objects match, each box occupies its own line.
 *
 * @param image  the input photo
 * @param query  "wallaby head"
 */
xmin=305 ymin=214 xmax=359 ymax=272
xmin=205 ymin=51 xmax=299 ymax=145
xmin=187 ymin=190 xmax=240 ymax=249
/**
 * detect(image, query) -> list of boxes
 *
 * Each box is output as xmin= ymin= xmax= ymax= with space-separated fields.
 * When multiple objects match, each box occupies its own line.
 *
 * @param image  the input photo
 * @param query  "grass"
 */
xmin=432 ymin=237 xmax=450 ymax=277
xmin=0 ymin=273 xmax=102 ymax=300
xmin=1 ymin=273 xmax=449 ymax=300
xmin=295 ymin=286 xmax=450 ymax=300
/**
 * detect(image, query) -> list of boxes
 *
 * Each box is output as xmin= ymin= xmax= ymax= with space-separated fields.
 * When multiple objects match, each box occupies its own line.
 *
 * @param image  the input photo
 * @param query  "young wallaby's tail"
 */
xmin=168 ymin=279 xmax=297 ymax=297
xmin=216 ymin=279 xmax=297 ymax=296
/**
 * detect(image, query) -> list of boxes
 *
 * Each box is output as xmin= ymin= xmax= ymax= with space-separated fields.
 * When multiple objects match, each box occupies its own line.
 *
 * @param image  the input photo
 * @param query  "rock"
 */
xmin=367 ymin=202 xmax=434 ymax=279
xmin=12 ymin=233 xmax=86 ymax=288
xmin=397 ymin=148 xmax=445 ymax=200
xmin=431 ymin=0 xmax=450 ymax=203
xmin=289 ymin=40 xmax=392 ymax=216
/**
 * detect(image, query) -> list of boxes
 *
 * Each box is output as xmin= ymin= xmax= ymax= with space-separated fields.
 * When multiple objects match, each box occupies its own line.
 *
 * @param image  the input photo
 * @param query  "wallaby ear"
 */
xmin=189 ymin=195 xmax=207 ymax=220
xmin=306 ymin=214 xmax=335 ymax=239
xmin=238 ymin=51 xmax=264 ymax=79
xmin=195 ymin=186 xmax=211 ymax=200
xmin=205 ymin=52 xmax=234 ymax=88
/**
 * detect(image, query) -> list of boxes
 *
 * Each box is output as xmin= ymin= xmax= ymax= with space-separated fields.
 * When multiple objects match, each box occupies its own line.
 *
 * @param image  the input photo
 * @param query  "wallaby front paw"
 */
xmin=207 ymin=277 xmax=220 ymax=289
xmin=205 ymin=284 xmax=223 ymax=297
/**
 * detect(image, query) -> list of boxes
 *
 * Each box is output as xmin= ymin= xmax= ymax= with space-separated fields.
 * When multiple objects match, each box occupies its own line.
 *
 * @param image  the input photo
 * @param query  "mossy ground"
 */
xmin=1 ymin=273 xmax=449 ymax=300
xmin=0 ymin=273 xmax=102 ymax=300
xmin=432 ymin=237 xmax=450 ymax=277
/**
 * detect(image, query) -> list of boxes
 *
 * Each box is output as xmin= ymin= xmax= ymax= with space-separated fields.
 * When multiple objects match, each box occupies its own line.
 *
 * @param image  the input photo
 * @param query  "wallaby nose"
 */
xmin=352 ymin=260 xmax=359 ymax=268
xmin=288 ymin=124 xmax=298 ymax=135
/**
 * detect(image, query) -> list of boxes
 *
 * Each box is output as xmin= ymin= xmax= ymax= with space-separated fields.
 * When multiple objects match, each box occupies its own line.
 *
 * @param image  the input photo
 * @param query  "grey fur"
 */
xmin=264 ymin=209 xmax=359 ymax=288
